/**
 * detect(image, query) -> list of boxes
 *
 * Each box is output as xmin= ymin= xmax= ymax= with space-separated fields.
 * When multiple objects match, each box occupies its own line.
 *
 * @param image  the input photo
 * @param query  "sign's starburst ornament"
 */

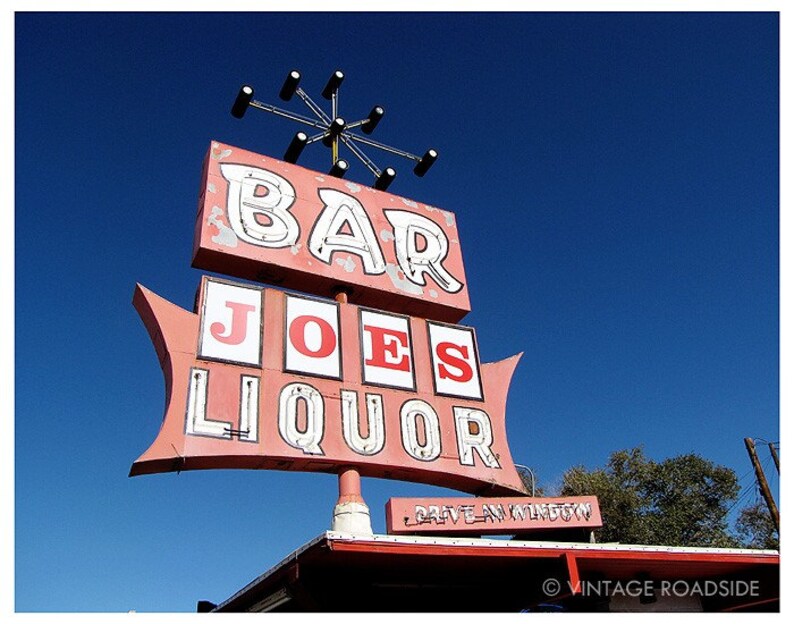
xmin=230 ymin=69 xmax=438 ymax=190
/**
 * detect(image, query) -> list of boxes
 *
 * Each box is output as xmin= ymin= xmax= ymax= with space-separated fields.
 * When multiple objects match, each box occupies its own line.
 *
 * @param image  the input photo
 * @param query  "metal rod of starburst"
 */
xmin=248 ymin=101 xmax=327 ymax=130
xmin=294 ymin=88 xmax=332 ymax=125
xmin=339 ymin=134 xmax=381 ymax=178
xmin=347 ymin=131 xmax=421 ymax=161
xmin=306 ymin=131 xmax=331 ymax=145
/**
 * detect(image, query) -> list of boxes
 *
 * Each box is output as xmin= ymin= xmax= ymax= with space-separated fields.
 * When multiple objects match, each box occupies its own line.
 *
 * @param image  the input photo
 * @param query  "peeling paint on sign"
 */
xmin=335 ymin=255 xmax=356 ymax=273
xmin=211 ymin=148 xmax=232 ymax=160
xmin=386 ymin=263 xmax=424 ymax=295
xmin=207 ymin=206 xmax=238 ymax=248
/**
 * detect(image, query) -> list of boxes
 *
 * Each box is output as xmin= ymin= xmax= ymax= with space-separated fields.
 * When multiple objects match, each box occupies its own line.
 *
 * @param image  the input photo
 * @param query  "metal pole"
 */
xmin=337 ymin=467 xmax=363 ymax=505
xmin=330 ymin=288 xmax=372 ymax=535
xmin=331 ymin=91 xmax=339 ymax=165
xmin=515 ymin=464 xmax=536 ymax=496
xmin=768 ymin=442 xmax=780 ymax=475
xmin=744 ymin=438 xmax=780 ymax=532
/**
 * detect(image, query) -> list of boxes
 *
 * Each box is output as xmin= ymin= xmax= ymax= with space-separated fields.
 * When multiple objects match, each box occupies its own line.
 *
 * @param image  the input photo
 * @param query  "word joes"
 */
xmin=198 ymin=277 xmax=483 ymax=400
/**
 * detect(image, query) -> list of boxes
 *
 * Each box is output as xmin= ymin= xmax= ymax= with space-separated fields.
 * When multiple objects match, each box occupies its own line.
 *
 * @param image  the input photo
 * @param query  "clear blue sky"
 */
xmin=14 ymin=11 xmax=779 ymax=612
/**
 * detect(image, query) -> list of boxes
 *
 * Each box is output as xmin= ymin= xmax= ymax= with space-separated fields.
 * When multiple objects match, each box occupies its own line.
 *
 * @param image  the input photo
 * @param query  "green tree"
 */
xmin=735 ymin=501 xmax=779 ymax=550
xmin=560 ymin=447 xmax=741 ymax=547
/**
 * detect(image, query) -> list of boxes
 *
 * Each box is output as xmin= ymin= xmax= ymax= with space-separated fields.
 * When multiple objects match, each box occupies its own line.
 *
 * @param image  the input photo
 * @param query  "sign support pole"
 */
xmin=331 ymin=287 xmax=373 ymax=534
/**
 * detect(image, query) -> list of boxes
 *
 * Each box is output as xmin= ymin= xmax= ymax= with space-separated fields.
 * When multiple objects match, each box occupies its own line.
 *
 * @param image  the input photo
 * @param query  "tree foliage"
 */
xmin=560 ymin=447 xmax=742 ymax=547
xmin=735 ymin=501 xmax=779 ymax=550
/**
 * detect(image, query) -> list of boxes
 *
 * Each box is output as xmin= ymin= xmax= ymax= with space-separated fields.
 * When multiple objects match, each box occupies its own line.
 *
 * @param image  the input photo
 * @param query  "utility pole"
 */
xmin=768 ymin=442 xmax=780 ymax=475
xmin=744 ymin=438 xmax=780 ymax=532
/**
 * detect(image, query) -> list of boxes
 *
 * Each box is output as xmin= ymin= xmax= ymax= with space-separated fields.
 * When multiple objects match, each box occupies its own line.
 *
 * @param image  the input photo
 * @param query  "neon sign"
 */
xmin=192 ymin=141 xmax=471 ymax=322
xmin=131 ymin=277 xmax=525 ymax=495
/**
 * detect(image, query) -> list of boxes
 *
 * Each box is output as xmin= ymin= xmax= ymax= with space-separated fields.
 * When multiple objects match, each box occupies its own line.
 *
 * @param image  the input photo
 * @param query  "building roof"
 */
xmin=209 ymin=532 xmax=779 ymax=613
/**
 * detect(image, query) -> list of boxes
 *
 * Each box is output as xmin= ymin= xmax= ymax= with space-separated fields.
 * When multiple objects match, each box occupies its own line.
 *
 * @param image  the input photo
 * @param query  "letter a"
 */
xmin=309 ymin=189 xmax=386 ymax=274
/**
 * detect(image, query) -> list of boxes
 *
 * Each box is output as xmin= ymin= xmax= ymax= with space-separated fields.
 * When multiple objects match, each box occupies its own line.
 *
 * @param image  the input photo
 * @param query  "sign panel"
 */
xmin=284 ymin=294 xmax=342 ymax=380
xmin=385 ymin=496 xmax=602 ymax=535
xmin=428 ymin=321 xmax=483 ymax=400
xmin=359 ymin=309 xmax=415 ymax=391
xmin=197 ymin=278 xmax=263 ymax=367
xmin=130 ymin=276 xmax=526 ymax=496
xmin=192 ymin=141 xmax=471 ymax=323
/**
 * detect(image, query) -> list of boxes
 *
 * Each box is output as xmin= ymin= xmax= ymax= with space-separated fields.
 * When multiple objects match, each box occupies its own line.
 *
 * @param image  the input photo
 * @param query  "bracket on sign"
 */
xmin=230 ymin=70 xmax=438 ymax=192
xmin=224 ymin=426 xmax=251 ymax=440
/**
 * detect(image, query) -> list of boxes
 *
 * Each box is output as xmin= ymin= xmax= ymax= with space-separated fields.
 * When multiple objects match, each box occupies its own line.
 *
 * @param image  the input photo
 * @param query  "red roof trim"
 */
xmin=327 ymin=536 xmax=778 ymax=566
